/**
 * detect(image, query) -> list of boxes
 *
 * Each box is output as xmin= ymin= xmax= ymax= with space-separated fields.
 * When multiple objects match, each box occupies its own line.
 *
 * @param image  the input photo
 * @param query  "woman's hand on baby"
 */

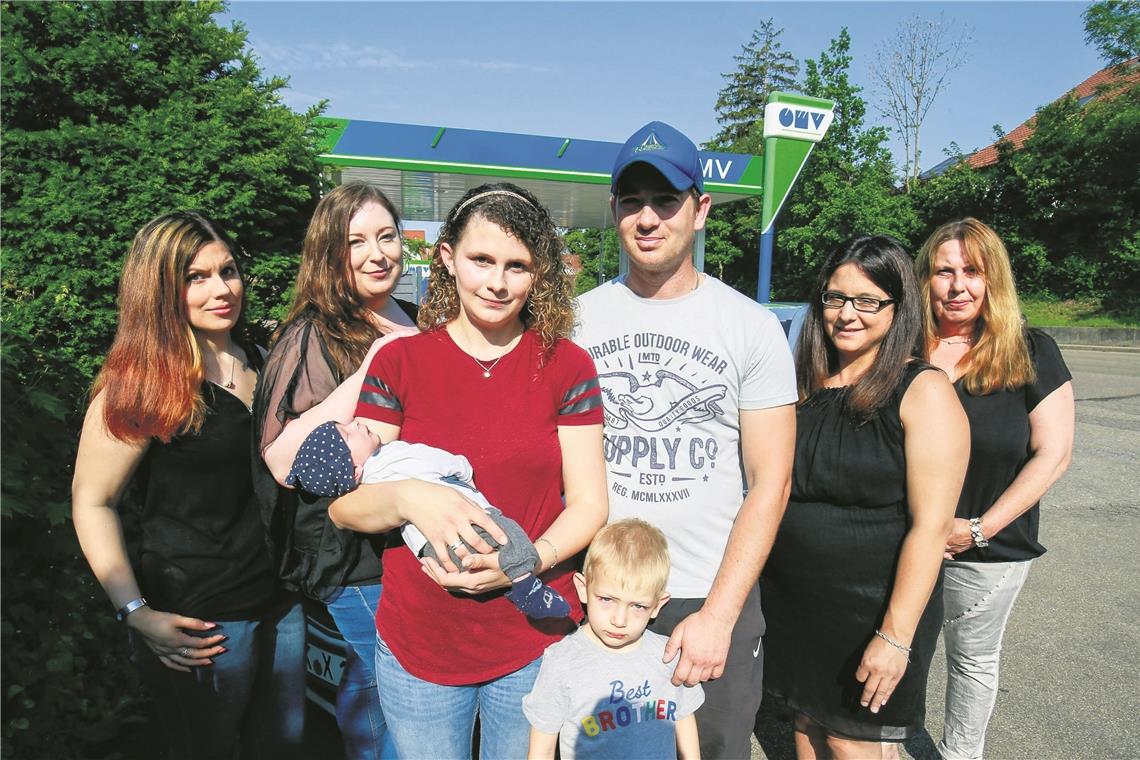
xmin=420 ymin=552 xmax=511 ymax=594
xmin=397 ymin=480 xmax=508 ymax=572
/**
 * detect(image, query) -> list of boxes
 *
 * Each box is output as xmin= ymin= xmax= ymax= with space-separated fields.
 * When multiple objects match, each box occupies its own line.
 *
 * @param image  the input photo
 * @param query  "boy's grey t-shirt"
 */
xmin=523 ymin=628 xmax=704 ymax=759
xmin=575 ymin=276 xmax=797 ymax=597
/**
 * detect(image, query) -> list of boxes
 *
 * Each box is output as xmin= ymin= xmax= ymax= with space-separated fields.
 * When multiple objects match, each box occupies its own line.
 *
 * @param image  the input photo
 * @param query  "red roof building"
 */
xmin=967 ymin=57 xmax=1139 ymax=169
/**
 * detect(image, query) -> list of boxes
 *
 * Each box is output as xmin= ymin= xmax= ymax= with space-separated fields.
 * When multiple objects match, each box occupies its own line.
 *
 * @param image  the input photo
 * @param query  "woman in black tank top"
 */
xmin=72 ymin=213 xmax=305 ymax=759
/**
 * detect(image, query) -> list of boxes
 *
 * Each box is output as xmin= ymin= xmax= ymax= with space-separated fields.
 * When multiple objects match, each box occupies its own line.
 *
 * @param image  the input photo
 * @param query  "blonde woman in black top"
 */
xmin=917 ymin=218 xmax=1074 ymax=760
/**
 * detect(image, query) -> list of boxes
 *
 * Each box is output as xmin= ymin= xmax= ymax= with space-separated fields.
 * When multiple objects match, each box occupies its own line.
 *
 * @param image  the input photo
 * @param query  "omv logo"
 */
xmin=779 ymin=108 xmax=827 ymax=131
xmin=763 ymin=102 xmax=834 ymax=143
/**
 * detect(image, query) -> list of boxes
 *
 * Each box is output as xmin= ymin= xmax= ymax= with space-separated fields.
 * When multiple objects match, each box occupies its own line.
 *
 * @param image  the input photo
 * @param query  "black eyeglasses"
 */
xmin=820 ymin=291 xmax=896 ymax=313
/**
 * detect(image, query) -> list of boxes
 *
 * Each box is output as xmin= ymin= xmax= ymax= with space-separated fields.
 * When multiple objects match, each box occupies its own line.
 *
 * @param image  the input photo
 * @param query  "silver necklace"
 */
xmin=938 ymin=336 xmax=973 ymax=346
xmin=224 ymin=353 xmax=238 ymax=389
xmin=471 ymin=354 xmax=505 ymax=378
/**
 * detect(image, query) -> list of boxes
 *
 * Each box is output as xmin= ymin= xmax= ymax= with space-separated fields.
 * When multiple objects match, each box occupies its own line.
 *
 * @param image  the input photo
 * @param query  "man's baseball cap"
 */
xmin=611 ymin=121 xmax=704 ymax=194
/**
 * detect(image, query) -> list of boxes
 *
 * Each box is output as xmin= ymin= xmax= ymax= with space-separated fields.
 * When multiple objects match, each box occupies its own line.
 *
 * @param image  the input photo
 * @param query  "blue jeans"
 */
xmin=325 ymin=584 xmax=396 ymax=760
xmin=375 ymin=631 xmax=541 ymax=759
xmin=130 ymin=597 xmax=306 ymax=760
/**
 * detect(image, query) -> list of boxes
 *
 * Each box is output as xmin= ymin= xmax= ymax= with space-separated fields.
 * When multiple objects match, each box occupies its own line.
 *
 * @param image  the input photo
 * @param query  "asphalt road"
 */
xmin=753 ymin=347 xmax=1140 ymax=760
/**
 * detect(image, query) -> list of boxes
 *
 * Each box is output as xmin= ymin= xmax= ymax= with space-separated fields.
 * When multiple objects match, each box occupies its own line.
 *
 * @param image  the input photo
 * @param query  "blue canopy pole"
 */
xmin=757 ymin=226 xmax=774 ymax=303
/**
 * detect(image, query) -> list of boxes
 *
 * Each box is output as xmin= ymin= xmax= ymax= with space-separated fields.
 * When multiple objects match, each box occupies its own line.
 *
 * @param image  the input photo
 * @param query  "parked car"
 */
xmin=764 ymin=302 xmax=809 ymax=349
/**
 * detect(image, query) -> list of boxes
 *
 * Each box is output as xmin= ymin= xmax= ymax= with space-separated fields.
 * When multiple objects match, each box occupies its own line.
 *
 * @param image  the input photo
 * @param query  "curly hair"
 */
xmin=417 ymin=183 xmax=574 ymax=350
xmin=916 ymin=218 xmax=1035 ymax=394
xmin=281 ymin=182 xmax=404 ymax=379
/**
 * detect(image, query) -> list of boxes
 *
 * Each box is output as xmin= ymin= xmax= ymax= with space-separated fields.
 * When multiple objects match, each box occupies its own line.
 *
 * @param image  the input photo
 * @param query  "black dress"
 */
xmin=761 ymin=363 xmax=942 ymax=741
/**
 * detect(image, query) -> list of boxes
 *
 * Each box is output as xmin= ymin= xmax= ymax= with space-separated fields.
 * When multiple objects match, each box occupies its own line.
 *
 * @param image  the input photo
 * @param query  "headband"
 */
xmin=452 ymin=190 xmax=537 ymax=219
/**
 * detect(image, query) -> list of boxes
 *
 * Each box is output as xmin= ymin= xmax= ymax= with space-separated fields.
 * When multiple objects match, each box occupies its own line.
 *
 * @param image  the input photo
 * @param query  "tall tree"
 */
xmin=710 ymin=19 xmax=799 ymax=153
xmin=871 ymin=13 xmax=971 ymax=191
xmin=773 ymin=29 xmax=919 ymax=298
xmin=1083 ymin=0 xmax=1140 ymax=64
xmin=699 ymin=20 xmax=797 ymax=290
xmin=0 ymin=3 xmax=323 ymax=756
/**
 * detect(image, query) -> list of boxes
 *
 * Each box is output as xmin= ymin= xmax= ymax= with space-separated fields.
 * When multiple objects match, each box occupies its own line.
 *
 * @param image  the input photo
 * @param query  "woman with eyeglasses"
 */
xmin=761 ymin=236 xmax=969 ymax=759
xmin=916 ymin=219 xmax=1073 ymax=760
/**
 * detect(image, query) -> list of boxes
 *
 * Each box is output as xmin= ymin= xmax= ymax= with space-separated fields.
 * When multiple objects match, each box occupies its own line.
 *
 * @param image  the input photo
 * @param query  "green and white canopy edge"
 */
xmin=317 ymin=92 xmax=833 ymax=302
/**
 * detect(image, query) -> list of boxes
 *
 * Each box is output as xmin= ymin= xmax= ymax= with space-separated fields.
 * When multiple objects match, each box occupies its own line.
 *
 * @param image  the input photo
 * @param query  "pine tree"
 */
xmin=699 ymin=20 xmax=797 ymax=289
xmin=710 ymin=19 xmax=799 ymax=153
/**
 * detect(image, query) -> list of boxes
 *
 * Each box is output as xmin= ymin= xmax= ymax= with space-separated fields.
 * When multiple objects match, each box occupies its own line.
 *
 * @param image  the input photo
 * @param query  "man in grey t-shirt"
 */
xmin=575 ymin=121 xmax=796 ymax=758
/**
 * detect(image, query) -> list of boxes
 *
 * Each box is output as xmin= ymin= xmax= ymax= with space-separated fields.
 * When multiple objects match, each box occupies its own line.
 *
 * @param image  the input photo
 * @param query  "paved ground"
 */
xmin=752 ymin=347 xmax=1140 ymax=759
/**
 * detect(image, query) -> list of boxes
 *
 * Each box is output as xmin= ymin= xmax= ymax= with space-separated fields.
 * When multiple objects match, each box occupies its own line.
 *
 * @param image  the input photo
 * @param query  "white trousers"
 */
xmin=938 ymin=559 xmax=1033 ymax=760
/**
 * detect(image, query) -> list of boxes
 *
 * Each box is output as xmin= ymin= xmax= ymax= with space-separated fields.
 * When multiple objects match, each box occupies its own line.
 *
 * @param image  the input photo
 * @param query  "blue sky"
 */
xmin=221 ymin=1 xmax=1106 ymax=175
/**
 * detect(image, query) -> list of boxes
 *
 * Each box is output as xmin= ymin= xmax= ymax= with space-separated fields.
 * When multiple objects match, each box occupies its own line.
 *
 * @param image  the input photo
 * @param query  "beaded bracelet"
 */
xmin=536 ymin=537 xmax=559 ymax=569
xmin=874 ymin=629 xmax=912 ymax=662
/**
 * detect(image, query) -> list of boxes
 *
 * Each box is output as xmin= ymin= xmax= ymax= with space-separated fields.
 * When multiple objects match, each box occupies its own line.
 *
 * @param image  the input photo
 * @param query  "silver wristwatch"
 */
xmin=969 ymin=518 xmax=989 ymax=548
xmin=115 ymin=597 xmax=148 ymax=622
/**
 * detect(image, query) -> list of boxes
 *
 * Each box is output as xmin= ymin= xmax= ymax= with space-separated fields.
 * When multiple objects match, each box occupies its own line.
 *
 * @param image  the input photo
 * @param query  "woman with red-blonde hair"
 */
xmin=72 ymin=212 xmax=305 ymax=759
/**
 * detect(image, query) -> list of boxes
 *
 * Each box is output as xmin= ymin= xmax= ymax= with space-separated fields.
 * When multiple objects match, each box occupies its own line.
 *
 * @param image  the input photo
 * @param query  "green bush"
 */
xmin=1 ymin=2 xmax=323 ymax=756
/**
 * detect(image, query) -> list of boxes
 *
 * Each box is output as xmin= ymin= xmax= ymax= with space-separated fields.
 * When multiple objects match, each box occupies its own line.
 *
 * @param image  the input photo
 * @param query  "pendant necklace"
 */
xmin=224 ymin=352 xmax=238 ymax=389
xmin=471 ymin=354 xmax=504 ymax=379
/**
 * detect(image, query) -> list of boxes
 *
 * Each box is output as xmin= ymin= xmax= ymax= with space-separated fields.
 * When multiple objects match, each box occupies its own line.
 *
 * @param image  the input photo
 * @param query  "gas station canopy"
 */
xmin=316 ymin=118 xmax=764 ymax=229
xmin=316 ymin=92 xmax=835 ymax=303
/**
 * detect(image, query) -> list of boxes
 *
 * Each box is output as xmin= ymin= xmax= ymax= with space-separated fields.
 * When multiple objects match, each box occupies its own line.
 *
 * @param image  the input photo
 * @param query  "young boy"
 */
xmin=523 ymin=519 xmax=704 ymax=759
xmin=265 ymin=334 xmax=569 ymax=619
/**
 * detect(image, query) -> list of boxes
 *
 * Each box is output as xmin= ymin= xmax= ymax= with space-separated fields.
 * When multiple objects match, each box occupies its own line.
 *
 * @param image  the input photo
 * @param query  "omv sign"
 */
xmin=694 ymin=151 xmax=751 ymax=184
xmin=701 ymin=156 xmax=737 ymax=181
xmin=763 ymin=103 xmax=835 ymax=143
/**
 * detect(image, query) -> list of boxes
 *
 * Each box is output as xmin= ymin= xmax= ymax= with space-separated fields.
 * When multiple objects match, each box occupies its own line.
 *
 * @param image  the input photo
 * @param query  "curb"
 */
xmin=1057 ymin=344 xmax=1140 ymax=354
xmin=1037 ymin=326 xmax=1139 ymax=348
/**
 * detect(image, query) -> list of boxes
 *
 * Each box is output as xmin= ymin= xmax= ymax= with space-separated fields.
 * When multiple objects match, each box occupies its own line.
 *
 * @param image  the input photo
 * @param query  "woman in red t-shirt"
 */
xmin=330 ymin=182 xmax=608 ymax=757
